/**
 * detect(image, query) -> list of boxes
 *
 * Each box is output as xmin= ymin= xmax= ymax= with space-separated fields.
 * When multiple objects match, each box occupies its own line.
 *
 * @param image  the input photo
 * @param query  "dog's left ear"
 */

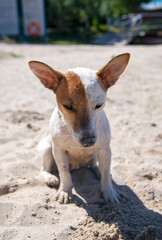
xmin=97 ymin=53 xmax=130 ymax=90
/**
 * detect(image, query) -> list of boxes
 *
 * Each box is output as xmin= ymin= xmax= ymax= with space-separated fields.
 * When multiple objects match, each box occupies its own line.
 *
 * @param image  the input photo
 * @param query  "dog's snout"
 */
xmin=80 ymin=133 xmax=96 ymax=147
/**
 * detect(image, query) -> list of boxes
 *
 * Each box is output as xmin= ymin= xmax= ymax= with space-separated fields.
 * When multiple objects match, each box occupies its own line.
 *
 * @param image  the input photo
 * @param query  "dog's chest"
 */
xmin=67 ymin=148 xmax=94 ymax=169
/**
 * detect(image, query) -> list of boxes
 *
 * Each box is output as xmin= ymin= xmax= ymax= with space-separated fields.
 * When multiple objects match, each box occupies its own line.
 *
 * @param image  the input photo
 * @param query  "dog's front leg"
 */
xmin=98 ymin=147 xmax=119 ymax=203
xmin=53 ymin=147 xmax=73 ymax=204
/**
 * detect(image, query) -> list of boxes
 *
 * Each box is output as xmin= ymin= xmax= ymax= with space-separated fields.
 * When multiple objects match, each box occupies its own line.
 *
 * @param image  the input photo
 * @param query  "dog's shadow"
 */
xmin=70 ymin=167 xmax=162 ymax=240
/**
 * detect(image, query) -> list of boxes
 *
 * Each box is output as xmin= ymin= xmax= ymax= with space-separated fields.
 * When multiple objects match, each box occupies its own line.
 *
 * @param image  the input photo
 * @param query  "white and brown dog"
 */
xmin=28 ymin=53 xmax=130 ymax=204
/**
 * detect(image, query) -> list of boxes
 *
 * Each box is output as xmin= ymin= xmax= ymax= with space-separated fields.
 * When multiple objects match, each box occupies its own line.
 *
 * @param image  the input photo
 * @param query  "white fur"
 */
xmin=69 ymin=67 xmax=106 ymax=107
xmin=68 ymin=68 xmax=107 ymax=145
xmin=38 ymin=67 xmax=119 ymax=204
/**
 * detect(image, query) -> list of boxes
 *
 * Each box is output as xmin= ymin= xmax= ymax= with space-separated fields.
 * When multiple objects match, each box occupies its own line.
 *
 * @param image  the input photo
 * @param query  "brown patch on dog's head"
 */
xmin=28 ymin=61 xmax=89 ymax=132
xmin=97 ymin=53 xmax=130 ymax=91
xmin=55 ymin=71 xmax=89 ymax=132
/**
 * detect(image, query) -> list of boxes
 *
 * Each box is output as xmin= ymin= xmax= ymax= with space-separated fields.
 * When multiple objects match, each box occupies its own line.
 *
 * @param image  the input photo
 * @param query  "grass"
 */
xmin=0 ymin=24 xmax=108 ymax=45
xmin=141 ymin=22 xmax=162 ymax=33
xmin=47 ymin=28 xmax=94 ymax=44
xmin=109 ymin=25 xmax=125 ymax=33
xmin=45 ymin=198 xmax=50 ymax=204
xmin=10 ymin=52 xmax=22 ymax=58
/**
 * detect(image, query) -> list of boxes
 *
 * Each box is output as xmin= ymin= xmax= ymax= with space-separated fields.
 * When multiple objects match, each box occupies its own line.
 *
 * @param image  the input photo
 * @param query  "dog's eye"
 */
xmin=63 ymin=104 xmax=73 ymax=111
xmin=95 ymin=104 xmax=103 ymax=109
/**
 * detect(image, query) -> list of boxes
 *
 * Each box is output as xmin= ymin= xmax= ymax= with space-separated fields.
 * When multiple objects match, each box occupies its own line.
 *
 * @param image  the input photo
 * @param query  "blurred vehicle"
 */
xmin=108 ymin=6 xmax=162 ymax=44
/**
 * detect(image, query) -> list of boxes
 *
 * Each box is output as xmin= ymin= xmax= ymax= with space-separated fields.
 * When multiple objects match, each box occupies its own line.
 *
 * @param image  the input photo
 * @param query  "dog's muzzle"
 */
xmin=80 ymin=133 xmax=96 ymax=147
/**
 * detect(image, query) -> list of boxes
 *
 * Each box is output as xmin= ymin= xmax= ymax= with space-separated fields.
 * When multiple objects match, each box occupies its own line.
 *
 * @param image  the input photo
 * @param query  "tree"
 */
xmin=106 ymin=0 xmax=150 ymax=18
xmin=45 ymin=0 xmax=151 ymax=41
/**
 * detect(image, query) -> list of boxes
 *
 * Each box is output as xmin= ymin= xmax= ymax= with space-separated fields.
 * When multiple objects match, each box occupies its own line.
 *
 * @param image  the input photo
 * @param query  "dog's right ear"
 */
xmin=28 ymin=61 xmax=64 ymax=92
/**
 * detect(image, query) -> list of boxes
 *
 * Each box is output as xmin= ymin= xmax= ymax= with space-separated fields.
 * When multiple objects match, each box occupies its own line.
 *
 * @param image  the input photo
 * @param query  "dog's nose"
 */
xmin=80 ymin=134 xmax=96 ymax=147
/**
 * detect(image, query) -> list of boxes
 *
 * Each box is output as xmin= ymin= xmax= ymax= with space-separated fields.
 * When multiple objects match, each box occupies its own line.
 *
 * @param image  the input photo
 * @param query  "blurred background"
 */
xmin=0 ymin=0 xmax=162 ymax=45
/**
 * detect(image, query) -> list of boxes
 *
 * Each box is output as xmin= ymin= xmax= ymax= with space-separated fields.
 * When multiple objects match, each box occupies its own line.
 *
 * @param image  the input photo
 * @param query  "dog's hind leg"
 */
xmin=37 ymin=135 xmax=59 ymax=187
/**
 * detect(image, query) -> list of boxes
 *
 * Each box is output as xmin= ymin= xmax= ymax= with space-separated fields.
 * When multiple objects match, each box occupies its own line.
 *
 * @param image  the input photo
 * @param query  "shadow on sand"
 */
xmin=70 ymin=167 xmax=162 ymax=240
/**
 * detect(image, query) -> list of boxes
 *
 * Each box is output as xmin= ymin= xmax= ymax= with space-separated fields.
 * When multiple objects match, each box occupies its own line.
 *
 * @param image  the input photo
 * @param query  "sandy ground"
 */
xmin=0 ymin=43 xmax=162 ymax=240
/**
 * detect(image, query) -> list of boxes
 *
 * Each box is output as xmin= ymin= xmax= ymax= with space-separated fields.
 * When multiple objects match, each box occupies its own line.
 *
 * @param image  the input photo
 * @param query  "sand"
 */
xmin=0 ymin=43 xmax=162 ymax=240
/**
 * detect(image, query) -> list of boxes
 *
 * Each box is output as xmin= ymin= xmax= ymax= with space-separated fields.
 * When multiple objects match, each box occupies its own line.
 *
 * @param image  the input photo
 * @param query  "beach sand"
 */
xmin=0 ymin=43 xmax=162 ymax=240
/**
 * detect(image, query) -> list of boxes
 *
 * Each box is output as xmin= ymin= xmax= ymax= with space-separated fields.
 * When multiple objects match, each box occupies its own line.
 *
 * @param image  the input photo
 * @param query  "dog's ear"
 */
xmin=97 ymin=53 xmax=130 ymax=90
xmin=28 ymin=61 xmax=65 ymax=92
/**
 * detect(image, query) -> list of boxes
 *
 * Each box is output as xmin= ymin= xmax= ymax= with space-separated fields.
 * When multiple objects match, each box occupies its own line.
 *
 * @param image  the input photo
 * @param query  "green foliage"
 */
xmin=45 ymin=0 xmax=151 ymax=43
xmin=46 ymin=0 xmax=108 ymax=31
xmin=106 ymin=0 xmax=150 ymax=18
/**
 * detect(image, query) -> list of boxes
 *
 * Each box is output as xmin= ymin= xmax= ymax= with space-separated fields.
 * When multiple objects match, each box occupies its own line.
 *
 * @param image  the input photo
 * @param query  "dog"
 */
xmin=28 ymin=53 xmax=130 ymax=204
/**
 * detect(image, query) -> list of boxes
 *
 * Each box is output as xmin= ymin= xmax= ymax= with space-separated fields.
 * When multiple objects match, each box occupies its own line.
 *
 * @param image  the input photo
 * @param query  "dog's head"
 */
xmin=29 ymin=53 xmax=130 ymax=147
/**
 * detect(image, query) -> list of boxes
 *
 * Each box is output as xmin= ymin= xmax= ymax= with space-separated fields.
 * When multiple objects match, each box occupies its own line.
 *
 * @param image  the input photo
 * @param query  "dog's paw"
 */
xmin=42 ymin=171 xmax=59 ymax=187
xmin=102 ymin=186 xmax=119 ymax=203
xmin=45 ymin=175 xmax=59 ymax=187
xmin=54 ymin=190 xmax=72 ymax=204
